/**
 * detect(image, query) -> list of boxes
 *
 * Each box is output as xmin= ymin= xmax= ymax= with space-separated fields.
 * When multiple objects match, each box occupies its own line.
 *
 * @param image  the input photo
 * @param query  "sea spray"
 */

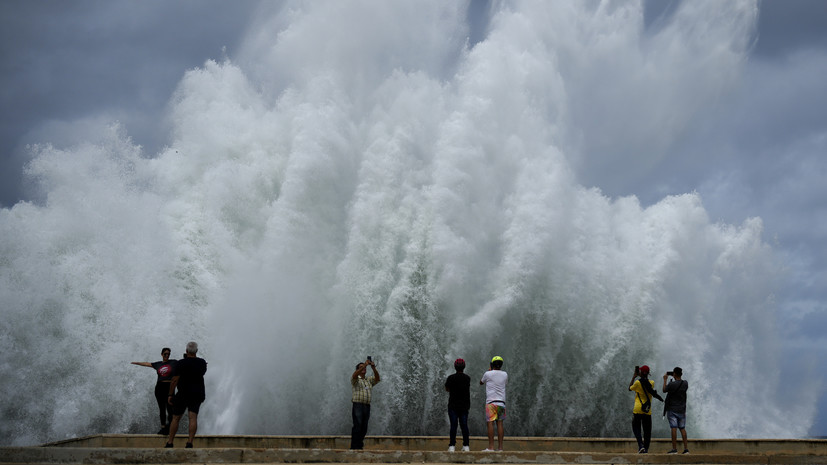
xmin=0 ymin=0 xmax=817 ymax=445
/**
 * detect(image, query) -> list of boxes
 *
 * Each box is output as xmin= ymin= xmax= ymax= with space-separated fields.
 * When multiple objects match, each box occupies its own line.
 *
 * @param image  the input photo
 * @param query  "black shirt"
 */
xmin=445 ymin=372 xmax=471 ymax=412
xmin=173 ymin=356 xmax=207 ymax=398
xmin=151 ymin=360 xmax=177 ymax=383
xmin=664 ymin=379 xmax=688 ymax=414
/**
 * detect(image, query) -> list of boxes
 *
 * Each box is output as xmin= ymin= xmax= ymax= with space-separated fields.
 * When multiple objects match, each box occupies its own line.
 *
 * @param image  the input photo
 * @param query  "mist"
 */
xmin=0 ymin=0 xmax=817 ymax=445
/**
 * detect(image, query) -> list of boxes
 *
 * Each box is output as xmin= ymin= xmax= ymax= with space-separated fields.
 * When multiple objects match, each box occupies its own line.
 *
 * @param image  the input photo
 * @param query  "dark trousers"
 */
xmin=448 ymin=408 xmax=469 ymax=447
xmin=154 ymin=382 xmax=173 ymax=426
xmin=632 ymin=414 xmax=652 ymax=451
xmin=350 ymin=402 xmax=371 ymax=449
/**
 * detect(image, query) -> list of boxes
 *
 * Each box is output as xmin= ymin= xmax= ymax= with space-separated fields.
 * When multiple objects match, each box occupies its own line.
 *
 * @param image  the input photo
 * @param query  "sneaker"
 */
xmin=482 ymin=448 xmax=495 ymax=452
xmin=683 ymin=449 xmax=690 ymax=454
xmin=448 ymin=446 xmax=455 ymax=452
xmin=185 ymin=442 xmax=193 ymax=449
xmin=638 ymin=447 xmax=647 ymax=454
xmin=461 ymin=446 xmax=470 ymax=452
xmin=667 ymin=449 xmax=678 ymax=454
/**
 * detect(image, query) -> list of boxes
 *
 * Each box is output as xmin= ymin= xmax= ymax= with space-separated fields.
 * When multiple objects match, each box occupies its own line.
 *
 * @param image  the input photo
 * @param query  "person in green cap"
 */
xmin=480 ymin=356 xmax=508 ymax=451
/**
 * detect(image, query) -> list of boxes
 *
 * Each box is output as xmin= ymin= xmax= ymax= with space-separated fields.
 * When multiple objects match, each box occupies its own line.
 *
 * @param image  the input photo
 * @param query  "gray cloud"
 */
xmin=0 ymin=0 xmax=258 ymax=206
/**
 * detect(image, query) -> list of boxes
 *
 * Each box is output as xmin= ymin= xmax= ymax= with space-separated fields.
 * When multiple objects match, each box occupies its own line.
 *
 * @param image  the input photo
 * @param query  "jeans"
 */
xmin=448 ymin=408 xmax=469 ymax=447
xmin=350 ymin=402 xmax=371 ymax=449
xmin=632 ymin=414 xmax=652 ymax=451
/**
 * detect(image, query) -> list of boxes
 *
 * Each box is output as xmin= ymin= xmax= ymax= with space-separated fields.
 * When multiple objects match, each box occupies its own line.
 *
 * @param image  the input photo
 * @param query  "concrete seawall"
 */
xmin=2 ymin=435 xmax=826 ymax=464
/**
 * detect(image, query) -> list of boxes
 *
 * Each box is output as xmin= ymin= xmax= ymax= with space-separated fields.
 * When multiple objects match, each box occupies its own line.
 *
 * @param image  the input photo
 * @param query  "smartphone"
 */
xmin=635 ymin=365 xmax=640 ymax=374
xmin=667 ymin=371 xmax=674 ymax=376
xmin=367 ymin=356 xmax=372 ymax=362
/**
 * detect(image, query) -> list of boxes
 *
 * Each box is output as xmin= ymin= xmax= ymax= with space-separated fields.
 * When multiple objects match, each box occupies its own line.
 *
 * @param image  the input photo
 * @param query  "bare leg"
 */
xmin=166 ymin=414 xmax=182 ymax=445
xmin=680 ymin=428 xmax=688 ymax=450
xmin=187 ymin=412 xmax=198 ymax=444
xmin=486 ymin=421 xmax=494 ymax=450
xmin=671 ymin=428 xmax=677 ymax=450
xmin=496 ymin=421 xmax=504 ymax=450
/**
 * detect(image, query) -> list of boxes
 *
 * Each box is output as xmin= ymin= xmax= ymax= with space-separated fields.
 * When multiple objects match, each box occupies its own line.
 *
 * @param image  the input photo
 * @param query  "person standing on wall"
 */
xmin=350 ymin=357 xmax=380 ymax=450
xmin=131 ymin=347 xmax=176 ymax=435
xmin=628 ymin=364 xmax=663 ymax=454
xmin=480 ymin=356 xmax=508 ymax=452
xmin=663 ymin=367 xmax=689 ymax=454
xmin=164 ymin=341 xmax=207 ymax=449
xmin=445 ymin=358 xmax=471 ymax=452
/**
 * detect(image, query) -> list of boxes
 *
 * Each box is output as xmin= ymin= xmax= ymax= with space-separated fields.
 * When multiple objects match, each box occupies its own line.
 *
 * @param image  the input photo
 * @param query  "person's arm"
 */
xmin=629 ymin=372 xmax=638 ymax=389
xmin=662 ymin=374 xmax=669 ymax=392
xmin=368 ymin=360 xmax=380 ymax=383
xmin=167 ymin=375 xmax=179 ymax=404
xmin=131 ymin=362 xmax=152 ymax=368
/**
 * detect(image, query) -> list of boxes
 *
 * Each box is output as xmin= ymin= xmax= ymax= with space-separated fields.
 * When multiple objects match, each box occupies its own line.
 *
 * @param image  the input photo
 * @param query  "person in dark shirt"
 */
xmin=164 ymin=341 xmax=207 ymax=448
xmin=445 ymin=358 xmax=471 ymax=452
xmin=131 ymin=347 xmax=176 ymax=434
xmin=662 ymin=367 xmax=689 ymax=454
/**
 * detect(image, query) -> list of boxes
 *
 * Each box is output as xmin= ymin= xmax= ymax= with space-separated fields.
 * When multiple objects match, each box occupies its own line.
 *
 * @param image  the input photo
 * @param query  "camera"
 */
xmin=666 ymin=371 xmax=674 ymax=376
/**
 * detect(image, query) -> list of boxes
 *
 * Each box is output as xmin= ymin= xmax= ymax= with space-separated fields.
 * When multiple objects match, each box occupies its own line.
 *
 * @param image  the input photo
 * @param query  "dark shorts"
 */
xmin=171 ymin=393 xmax=204 ymax=415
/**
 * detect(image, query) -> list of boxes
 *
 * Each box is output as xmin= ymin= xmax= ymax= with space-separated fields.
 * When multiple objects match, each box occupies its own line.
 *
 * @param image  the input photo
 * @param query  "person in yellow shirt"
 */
xmin=628 ymin=365 xmax=663 ymax=453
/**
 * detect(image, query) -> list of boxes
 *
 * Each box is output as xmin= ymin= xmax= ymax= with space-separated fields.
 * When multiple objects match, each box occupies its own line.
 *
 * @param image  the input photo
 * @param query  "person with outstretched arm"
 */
xmin=131 ymin=347 xmax=176 ymax=435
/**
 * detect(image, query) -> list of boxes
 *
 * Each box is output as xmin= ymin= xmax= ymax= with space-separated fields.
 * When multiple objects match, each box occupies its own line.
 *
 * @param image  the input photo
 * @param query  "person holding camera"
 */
xmin=480 ymin=356 xmax=508 ymax=451
xmin=663 ymin=367 xmax=689 ymax=454
xmin=350 ymin=357 xmax=380 ymax=450
xmin=164 ymin=341 xmax=207 ymax=449
xmin=628 ymin=365 xmax=663 ymax=454
xmin=445 ymin=358 xmax=471 ymax=452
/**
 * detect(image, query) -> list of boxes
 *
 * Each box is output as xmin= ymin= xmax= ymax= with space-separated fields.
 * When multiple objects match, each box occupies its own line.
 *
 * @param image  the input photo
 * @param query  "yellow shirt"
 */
xmin=629 ymin=379 xmax=655 ymax=415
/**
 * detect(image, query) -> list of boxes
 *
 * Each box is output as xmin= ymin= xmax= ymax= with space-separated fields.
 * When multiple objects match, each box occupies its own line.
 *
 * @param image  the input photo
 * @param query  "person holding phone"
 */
xmin=628 ymin=365 xmax=663 ymax=453
xmin=445 ymin=358 xmax=471 ymax=452
xmin=663 ymin=367 xmax=689 ymax=454
xmin=164 ymin=341 xmax=207 ymax=449
xmin=350 ymin=357 xmax=380 ymax=450
xmin=480 ymin=356 xmax=508 ymax=451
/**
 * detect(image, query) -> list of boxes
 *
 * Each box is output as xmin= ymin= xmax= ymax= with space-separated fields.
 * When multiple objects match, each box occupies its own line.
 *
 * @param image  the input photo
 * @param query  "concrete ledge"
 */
xmin=37 ymin=435 xmax=827 ymax=455
xmin=2 ymin=435 xmax=825 ymax=465
xmin=3 ymin=446 xmax=827 ymax=464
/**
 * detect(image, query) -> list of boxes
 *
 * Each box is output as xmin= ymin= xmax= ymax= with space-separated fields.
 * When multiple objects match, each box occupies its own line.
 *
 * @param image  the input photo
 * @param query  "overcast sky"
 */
xmin=1 ymin=0 xmax=826 ymax=436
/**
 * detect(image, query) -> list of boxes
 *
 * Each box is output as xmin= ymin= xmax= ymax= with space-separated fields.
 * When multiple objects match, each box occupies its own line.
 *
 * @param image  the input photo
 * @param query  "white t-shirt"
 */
xmin=480 ymin=370 xmax=508 ymax=405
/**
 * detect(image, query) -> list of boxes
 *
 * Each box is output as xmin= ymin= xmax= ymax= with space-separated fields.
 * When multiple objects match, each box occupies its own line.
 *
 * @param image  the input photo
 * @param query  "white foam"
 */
xmin=0 ymin=0 xmax=815 ymax=445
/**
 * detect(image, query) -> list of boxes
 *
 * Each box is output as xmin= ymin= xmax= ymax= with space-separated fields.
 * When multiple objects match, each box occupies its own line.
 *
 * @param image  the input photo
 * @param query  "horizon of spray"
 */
xmin=0 ymin=0 xmax=817 ymax=445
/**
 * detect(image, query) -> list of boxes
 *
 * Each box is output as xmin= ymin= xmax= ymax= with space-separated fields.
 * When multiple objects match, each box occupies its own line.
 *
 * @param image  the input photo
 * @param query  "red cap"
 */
xmin=454 ymin=358 xmax=466 ymax=369
xmin=639 ymin=365 xmax=650 ymax=375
